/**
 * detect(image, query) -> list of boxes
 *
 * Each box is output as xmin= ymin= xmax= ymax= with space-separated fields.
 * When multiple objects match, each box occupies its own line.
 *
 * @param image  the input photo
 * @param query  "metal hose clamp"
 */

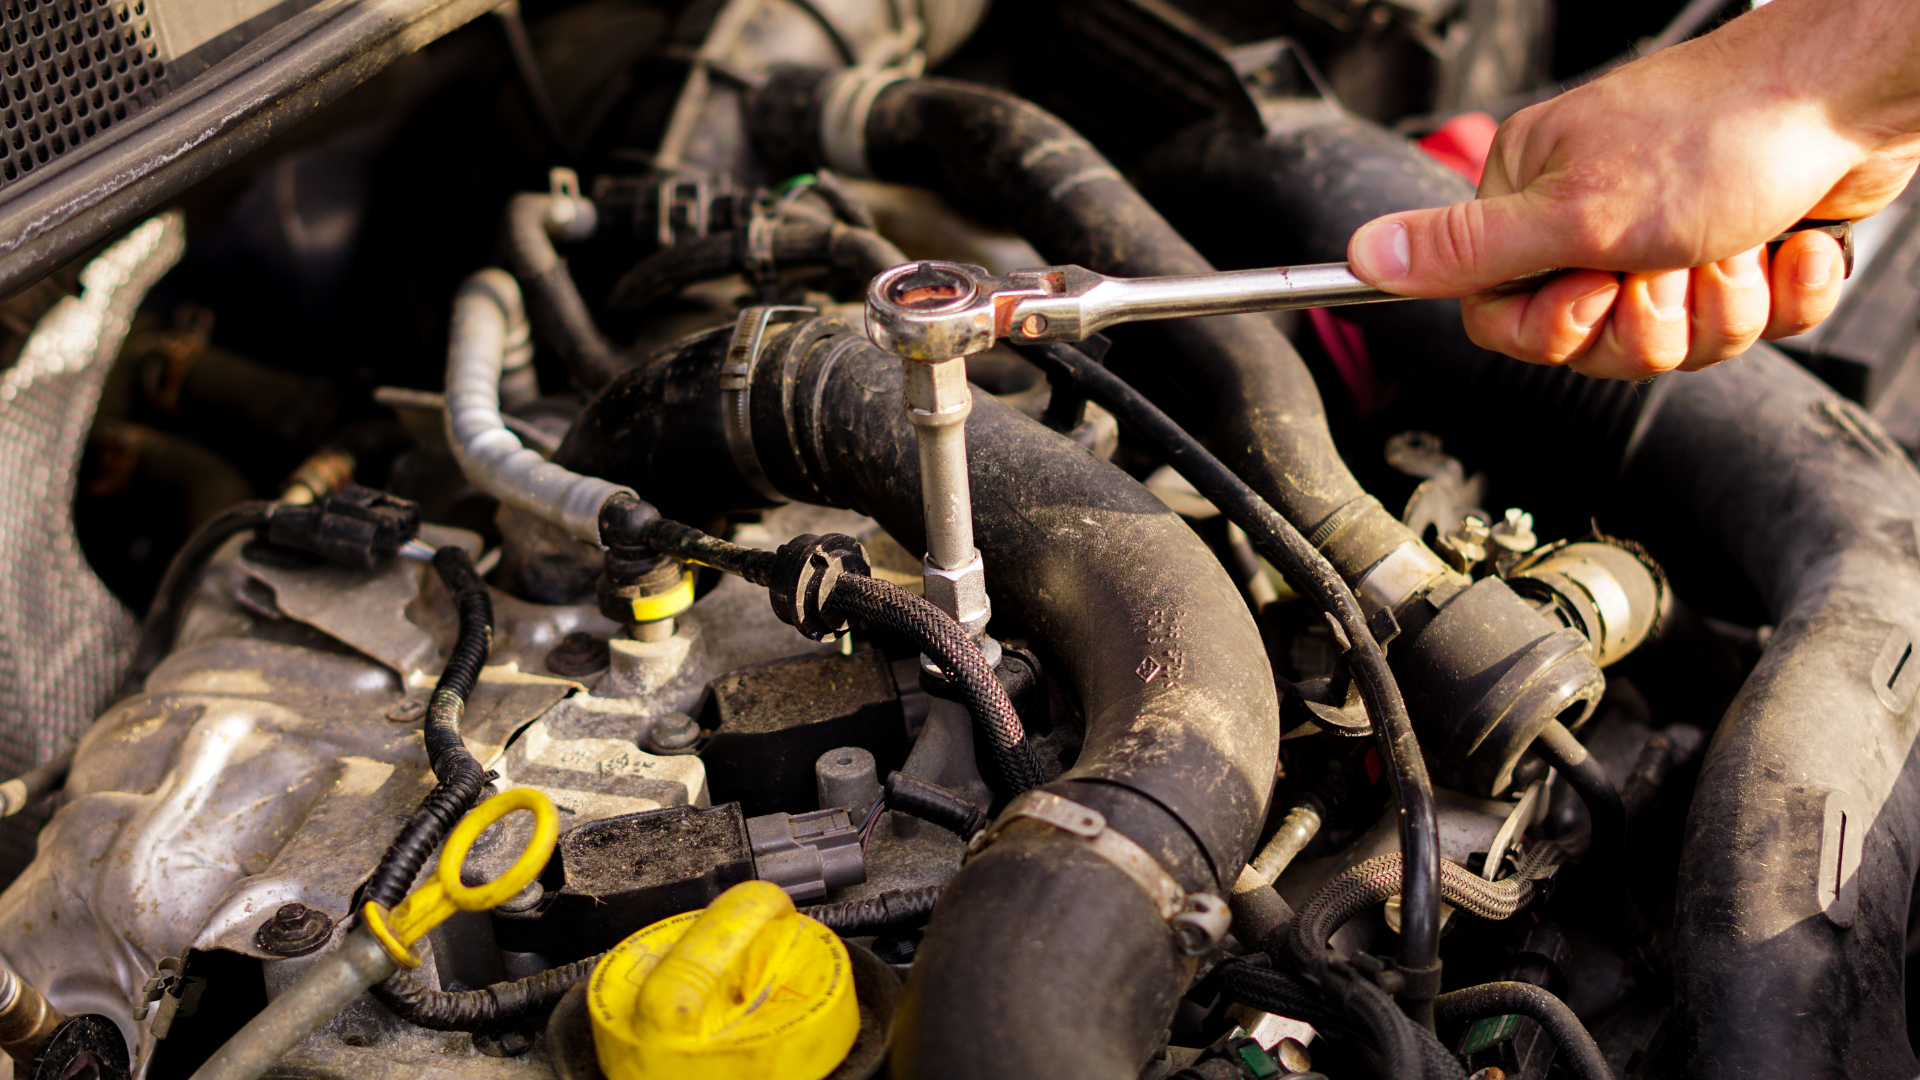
xmin=966 ymin=789 xmax=1228 ymax=955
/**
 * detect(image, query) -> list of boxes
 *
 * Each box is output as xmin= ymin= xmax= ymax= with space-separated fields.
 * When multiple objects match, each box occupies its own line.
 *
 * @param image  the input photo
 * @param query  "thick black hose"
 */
xmin=607 ymin=220 xmax=906 ymax=311
xmin=1013 ymin=338 xmax=1443 ymax=1003
xmin=826 ymin=573 xmax=1040 ymax=794
xmin=119 ymin=500 xmax=276 ymax=698
xmin=801 ymin=884 xmax=943 ymax=935
xmin=362 ymin=547 xmax=494 ymax=911
xmin=1434 ymin=982 xmax=1615 ymax=1080
xmin=374 ymin=954 xmax=600 ymax=1031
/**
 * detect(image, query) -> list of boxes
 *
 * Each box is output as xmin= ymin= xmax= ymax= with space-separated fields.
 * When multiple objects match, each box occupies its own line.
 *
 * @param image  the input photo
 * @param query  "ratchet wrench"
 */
xmin=865 ymin=219 xmax=1853 ymax=362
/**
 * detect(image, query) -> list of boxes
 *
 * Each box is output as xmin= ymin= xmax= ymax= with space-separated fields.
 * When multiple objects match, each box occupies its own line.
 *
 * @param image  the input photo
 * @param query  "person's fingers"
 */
xmin=1348 ymin=189 xmax=1584 ymax=299
xmin=1461 ymin=269 xmax=1619 ymax=365
xmin=1566 ymin=270 xmax=1691 ymax=380
xmin=1762 ymin=230 xmax=1845 ymax=340
xmin=1679 ymin=246 xmax=1770 ymax=371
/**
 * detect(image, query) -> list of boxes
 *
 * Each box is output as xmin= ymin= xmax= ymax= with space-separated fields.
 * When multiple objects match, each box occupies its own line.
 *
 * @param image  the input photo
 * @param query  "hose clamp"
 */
xmin=720 ymin=306 xmax=815 ymax=503
xmin=819 ymin=66 xmax=913 ymax=178
xmin=966 ymin=790 xmax=1228 ymax=955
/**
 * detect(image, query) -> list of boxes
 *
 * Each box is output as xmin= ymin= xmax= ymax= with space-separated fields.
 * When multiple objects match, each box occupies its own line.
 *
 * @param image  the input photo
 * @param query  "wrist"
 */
xmin=1756 ymin=0 xmax=1920 ymax=146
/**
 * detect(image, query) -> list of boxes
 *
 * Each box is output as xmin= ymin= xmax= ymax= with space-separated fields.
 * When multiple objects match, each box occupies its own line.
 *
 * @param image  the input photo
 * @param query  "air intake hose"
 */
xmin=553 ymin=313 xmax=1278 ymax=1079
xmin=746 ymin=69 xmax=1605 ymax=800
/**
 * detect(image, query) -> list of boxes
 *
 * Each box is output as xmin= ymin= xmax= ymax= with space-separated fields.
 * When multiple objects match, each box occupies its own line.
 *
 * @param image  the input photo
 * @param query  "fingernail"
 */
xmin=1569 ymin=284 xmax=1616 ymax=330
xmin=1796 ymin=248 xmax=1833 ymax=288
xmin=1648 ymin=272 xmax=1687 ymax=318
xmin=1718 ymin=252 xmax=1763 ymax=283
xmin=1354 ymin=222 xmax=1410 ymax=282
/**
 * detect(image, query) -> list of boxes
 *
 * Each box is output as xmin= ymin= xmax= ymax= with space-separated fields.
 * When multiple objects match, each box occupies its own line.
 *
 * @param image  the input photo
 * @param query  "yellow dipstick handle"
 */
xmin=363 ymin=787 xmax=559 ymax=967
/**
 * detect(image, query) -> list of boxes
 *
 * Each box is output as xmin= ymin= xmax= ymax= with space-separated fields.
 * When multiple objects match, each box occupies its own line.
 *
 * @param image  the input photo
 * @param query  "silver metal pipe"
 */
xmin=904 ymin=358 xmax=978 ymax=572
xmin=1249 ymin=802 xmax=1325 ymax=885
xmin=188 ymin=928 xmax=398 ymax=1080
xmin=443 ymin=268 xmax=634 ymax=544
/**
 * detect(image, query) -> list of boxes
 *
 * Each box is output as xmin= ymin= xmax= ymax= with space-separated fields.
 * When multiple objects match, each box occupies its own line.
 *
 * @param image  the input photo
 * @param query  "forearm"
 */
xmin=1753 ymin=0 xmax=1920 ymax=146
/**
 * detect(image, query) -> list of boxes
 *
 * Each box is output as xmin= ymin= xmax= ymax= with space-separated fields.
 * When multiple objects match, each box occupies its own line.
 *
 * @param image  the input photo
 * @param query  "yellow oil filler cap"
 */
xmin=587 ymin=880 xmax=859 ymax=1080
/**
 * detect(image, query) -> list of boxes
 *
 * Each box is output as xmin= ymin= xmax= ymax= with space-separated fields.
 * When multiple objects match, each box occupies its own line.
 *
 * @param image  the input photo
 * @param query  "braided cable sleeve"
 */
xmin=362 ymin=547 xmax=495 ymax=912
xmin=825 ymin=572 xmax=1041 ymax=793
xmin=374 ymin=954 xmax=603 ymax=1031
xmin=642 ymin=518 xmax=776 ymax=585
xmin=1291 ymin=844 xmax=1563 ymax=967
xmin=1214 ymin=961 xmax=1355 ymax=1037
xmin=801 ymin=885 xmax=944 ymax=935
xmin=1434 ymin=981 xmax=1614 ymax=1080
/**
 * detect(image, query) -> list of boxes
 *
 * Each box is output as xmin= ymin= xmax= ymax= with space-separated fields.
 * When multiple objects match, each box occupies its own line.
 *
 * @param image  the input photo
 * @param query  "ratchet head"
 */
xmin=867 ymin=260 xmax=1091 ymax=361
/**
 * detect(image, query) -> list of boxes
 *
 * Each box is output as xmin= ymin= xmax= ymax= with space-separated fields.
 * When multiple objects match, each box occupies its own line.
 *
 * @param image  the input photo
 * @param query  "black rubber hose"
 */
xmin=1215 ymin=961 xmax=1356 ymax=1039
xmin=801 ymin=884 xmax=944 ymax=935
xmin=826 ymin=573 xmax=1040 ymax=793
xmin=362 ymin=547 xmax=494 ymax=911
xmin=1434 ymin=982 xmax=1614 ymax=1080
xmin=554 ymin=319 xmax=1276 ymax=1078
xmin=884 ymin=771 xmax=990 ymax=838
xmin=607 ymin=220 xmax=907 ymax=311
xmin=119 ymin=500 xmax=275 ymax=698
xmin=1013 ymin=337 xmax=1443 ymax=993
xmin=1531 ymin=720 xmax=1627 ymax=873
xmin=374 ymin=954 xmax=600 ymax=1031
xmin=505 ymin=193 xmax=627 ymax=390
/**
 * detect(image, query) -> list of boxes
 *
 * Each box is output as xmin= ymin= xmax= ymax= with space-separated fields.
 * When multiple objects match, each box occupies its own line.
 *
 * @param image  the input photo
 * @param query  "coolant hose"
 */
xmin=504 ymin=191 xmax=627 ymax=389
xmin=361 ymin=547 xmax=493 ymax=911
xmin=554 ymin=318 xmax=1279 ymax=1078
xmin=444 ymin=269 xmax=638 ymax=544
xmin=1434 ymin=982 xmax=1614 ymax=1080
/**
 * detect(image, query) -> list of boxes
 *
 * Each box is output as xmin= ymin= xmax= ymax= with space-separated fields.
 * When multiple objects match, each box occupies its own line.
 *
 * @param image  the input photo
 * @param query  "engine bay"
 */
xmin=0 ymin=0 xmax=1915 ymax=1078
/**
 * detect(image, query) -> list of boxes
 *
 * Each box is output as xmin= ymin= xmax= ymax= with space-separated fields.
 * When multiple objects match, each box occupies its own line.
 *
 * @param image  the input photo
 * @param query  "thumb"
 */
xmin=1348 ymin=192 xmax=1572 ymax=299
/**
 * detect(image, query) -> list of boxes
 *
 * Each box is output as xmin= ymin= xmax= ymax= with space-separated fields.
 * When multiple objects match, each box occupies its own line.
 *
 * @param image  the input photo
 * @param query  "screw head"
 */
xmin=385 ymin=698 xmax=427 ymax=724
xmin=255 ymin=902 xmax=333 ymax=957
xmin=646 ymin=712 xmax=701 ymax=752
xmin=545 ymin=631 xmax=610 ymax=677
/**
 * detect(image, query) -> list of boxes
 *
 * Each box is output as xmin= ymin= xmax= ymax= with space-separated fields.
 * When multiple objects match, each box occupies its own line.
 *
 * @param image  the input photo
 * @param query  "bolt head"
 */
xmin=647 ymin=712 xmax=701 ymax=752
xmin=255 ymin=902 xmax=333 ymax=957
xmin=545 ymin=631 xmax=610 ymax=677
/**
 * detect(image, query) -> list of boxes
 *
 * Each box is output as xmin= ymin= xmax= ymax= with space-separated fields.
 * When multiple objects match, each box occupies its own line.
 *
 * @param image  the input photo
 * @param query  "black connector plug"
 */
xmin=767 ymin=533 xmax=872 ymax=641
xmin=264 ymin=485 xmax=420 ymax=568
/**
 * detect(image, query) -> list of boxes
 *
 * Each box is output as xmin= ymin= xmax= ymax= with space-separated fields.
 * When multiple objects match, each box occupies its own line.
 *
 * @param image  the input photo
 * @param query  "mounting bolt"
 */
xmin=647 ymin=712 xmax=701 ymax=752
xmin=545 ymin=631 xmax=609 ymax=677
xmin=255 ymin=903 xmax=333 ymax=957
xmin=1490 ymin=508 xmax=1536 ymax=554
xmin=385 ymin=698 xmax=427 ymax=724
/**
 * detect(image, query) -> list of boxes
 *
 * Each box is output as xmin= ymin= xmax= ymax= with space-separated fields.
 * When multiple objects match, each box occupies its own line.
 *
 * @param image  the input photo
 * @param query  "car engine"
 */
xmin=0 ymin=0 xmax=1914 ymax=1077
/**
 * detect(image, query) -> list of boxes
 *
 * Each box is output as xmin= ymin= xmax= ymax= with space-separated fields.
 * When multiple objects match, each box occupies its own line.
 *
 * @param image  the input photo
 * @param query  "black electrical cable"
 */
xmin=801 ymin=884 xmax=944 ymax=935
xmin=1013 ymin=339 xmax=1443 ymax=1018
xmin=1434 ymin=981 xmax=1615 ymax=1080
xmin=119 ymin=500 xmax=276 ymax=698
xmin=375 ymin=953 xmax=600 ymax=1031
xmin=362 ymin=547 xmax=495 ymax=911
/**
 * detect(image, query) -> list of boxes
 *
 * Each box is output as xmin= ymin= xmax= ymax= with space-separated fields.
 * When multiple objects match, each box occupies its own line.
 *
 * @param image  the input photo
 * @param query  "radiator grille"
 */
xmin=0 ymin=0 xmax=167 ymax=187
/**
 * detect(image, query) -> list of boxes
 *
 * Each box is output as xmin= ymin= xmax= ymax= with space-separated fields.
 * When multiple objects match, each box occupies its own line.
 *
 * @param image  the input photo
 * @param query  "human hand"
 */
xmin=1345 ymin=0 xmax=1920 ymax=380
